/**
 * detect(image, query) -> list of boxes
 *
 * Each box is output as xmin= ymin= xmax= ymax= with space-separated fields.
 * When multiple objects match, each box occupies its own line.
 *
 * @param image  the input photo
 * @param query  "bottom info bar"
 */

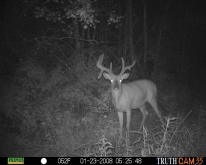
xmin=1 ymin=157 xmax=205 ymax=165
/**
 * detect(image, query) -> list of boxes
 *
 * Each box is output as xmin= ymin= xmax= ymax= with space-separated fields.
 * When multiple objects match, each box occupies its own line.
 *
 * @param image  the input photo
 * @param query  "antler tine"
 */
xmin=110 ymin=62 xmax=112 ymax=70
xmin=120 ymin=57 xmax=136 ymax=75
xmin=96 ymin=54 xmax=113 ymax=79
xmin=120 ymin=57 xmax=125 ymax=75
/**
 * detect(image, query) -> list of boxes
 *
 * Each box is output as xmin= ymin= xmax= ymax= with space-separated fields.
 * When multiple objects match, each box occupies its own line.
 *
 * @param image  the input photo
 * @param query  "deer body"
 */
xmin=112 ymin=80 xmax=157 ymax=111
xmin=97 ymin=54 xmax=163 ymax=136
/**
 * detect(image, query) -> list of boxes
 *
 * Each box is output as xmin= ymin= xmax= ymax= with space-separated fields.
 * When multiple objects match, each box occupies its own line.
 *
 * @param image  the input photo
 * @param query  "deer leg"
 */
xmin=126 ymin=109 xmax=131 ymax=134
xmin=149 ymin=98 xmax=163 ymax=124
xmin=139 ymin=105 xmax=148 ymax=131
xmin=117 ymin=111 xmax=123 ymax=136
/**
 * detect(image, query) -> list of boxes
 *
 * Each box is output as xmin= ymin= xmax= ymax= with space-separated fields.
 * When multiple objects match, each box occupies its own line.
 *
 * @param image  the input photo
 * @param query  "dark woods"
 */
xmin=0 ymin=0 xmax=205 ymax=156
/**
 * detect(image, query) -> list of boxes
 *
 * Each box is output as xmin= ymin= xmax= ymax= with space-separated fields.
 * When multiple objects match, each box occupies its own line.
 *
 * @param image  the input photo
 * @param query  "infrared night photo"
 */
xmin=0 ymin=0 xmax=205 ymax=158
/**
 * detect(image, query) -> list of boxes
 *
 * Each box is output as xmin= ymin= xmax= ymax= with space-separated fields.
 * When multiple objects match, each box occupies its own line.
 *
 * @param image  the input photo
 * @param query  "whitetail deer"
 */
xmin=96 ymin=54 xmax=163 ymax=136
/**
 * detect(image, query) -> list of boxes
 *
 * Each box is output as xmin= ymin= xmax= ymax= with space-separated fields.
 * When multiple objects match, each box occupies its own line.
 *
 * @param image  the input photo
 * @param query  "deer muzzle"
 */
xmin=113 ymin=80 xmax=120 ymax=90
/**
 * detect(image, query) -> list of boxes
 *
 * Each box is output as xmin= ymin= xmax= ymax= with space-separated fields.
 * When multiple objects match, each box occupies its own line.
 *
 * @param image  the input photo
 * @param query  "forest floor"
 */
xmin=1 ymin=102 xmax=205 ymax=157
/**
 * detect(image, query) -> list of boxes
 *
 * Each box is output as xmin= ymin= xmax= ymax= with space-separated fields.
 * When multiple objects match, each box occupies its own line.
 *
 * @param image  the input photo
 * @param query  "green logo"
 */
xmin=8 ymin=158 xmax=24 ymax=164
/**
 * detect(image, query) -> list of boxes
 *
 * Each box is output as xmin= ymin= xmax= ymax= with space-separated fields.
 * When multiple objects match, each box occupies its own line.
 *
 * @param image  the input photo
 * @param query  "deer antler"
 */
xmin=120 ymin=57 xmax=136 ymax=75
xmin=96 ymin=54 xmax=113 ymax=79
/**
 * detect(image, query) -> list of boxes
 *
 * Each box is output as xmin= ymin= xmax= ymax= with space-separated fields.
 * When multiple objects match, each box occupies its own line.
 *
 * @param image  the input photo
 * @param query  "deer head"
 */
xmin=96 ymin=54 xmax=136 ymax=90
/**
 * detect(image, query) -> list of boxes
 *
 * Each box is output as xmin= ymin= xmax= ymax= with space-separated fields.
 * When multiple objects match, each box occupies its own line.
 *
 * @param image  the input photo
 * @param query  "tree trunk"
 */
xmin=152 ymin=1 xmax=171 ymax=79
xmin=128 ymin=0 xmax=135 ymax=62
xmin=73 ymin=19 xmax=81 ymax=52
xmin=142 ymin=0 xmax=148 ymax=76
xmin=123 ymin=1 xmax=129 ymax=58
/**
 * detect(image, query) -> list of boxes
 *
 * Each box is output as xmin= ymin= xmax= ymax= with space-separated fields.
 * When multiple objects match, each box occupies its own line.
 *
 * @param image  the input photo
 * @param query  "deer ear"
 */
xmin=122 ymin=73 xmax=130 ymax=80
xmin=103 ymin=72 xmax=111 ymax=80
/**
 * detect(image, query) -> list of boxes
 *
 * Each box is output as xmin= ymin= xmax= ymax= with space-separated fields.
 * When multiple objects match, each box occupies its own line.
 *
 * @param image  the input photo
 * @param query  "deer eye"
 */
xmin=119 ymin=80 xmax=122 ymax=83
xmin=111 ymin=80 xmax=113 ymax=83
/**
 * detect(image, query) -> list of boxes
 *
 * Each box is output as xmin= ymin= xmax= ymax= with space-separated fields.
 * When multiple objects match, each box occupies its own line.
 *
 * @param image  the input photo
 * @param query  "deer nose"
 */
xmin=114 ymin=85 xmax=119 ymax=90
